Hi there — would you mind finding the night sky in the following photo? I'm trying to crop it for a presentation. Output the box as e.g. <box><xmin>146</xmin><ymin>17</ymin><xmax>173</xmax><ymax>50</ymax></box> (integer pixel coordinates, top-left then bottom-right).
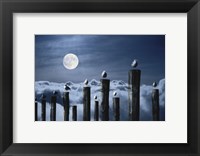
<box><xmin>35</xmin><ymin>35</ymin><xmax>165</xmax><ymax>85</ymax></box>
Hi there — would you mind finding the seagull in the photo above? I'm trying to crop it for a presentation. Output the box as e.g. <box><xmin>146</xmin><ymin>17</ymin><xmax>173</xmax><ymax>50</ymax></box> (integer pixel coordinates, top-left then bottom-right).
<box><xmin>113</xmin><ymin>91</ymin><xmax>117</xmax><ymax>97</ymax></box>
<box><xmin>41</xmin><ymin>94</ymin><xmax>46</xmax><ymax>99</ymax></box>
<box><xmin>94</xmin><ymin>95</ymin><xmax>97</xmax><ymax>100</ymax></box>
<box><xmin>84</xmin><ymin>79</ymin><xmax>88</xmax><ymax>85</ymax></box>
<box><xmin>131</xmin><ymin>59</ymin><xmax>138</xmax><ymax>68</ymax></box>
<box><xmin>152</xmin><ymin>82</ymin><xmax>157</xmax><ymax>87</ymax></box>
<box><xmin>53</xmin><ymin>91</ymin><xmax>58</xmax><ymax>95</ymax></box>
<box><xmin>101</xmin><ymin>70</ymin><xmax>107</xmax><ymax>78</ymax></box>
<box><xmin>64</xmin><ymin>84</ymin><xmax>71</xmax><ymax>91</ymax></box>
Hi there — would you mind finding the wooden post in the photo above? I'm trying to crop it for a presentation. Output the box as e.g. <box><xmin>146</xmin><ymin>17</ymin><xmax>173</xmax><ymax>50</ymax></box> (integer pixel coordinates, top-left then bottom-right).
<box><xmin>50</xmin><ymin>92</ymin><xmax>57</xmax><ymax>121</ymax></box>
<box><xmin>113</xmin><ymin>97</ymin><xmax>120</xmax><ymax>121</ymax></box>
<box><xmin>128</xmin><ymin>60</ymin><xmax>141</xmax><ymax>121</ymax></box>
<box><xmin>94</xmin><ymin>101</ymin><xmax>99</xmax><ymax>121</ymax></box>
<box><xmin>152</xmin><ymin>83</ymin><xmax>160</xmax><ymax>121</ymax></box>
<box><xmin>63</xmin><ymin>92</ymin><xmax>70</xmax><ymax>121</ymax></box>
<box><xmin>41</xmin><ymin>94</ymin><xmax>46</xmax><ymax>121</ymax></box>
<box><xmin>72</xmin><ymin>105</ymin><xmax>77</xmax><ymax>121</ymax></box>
<box><xmin>100</xmin><ymin>71</ymin><xmax>110</xmax><ymax>121</ymax></box>
<box><xmin>35</xmin><ymin>97</ymin><xmax>38</xmax><ymax>121</ymax></box>
<box><xmin>83</xmin><ymin>79</ymin><xmax>91</xmax><ymax>121</ymax></box>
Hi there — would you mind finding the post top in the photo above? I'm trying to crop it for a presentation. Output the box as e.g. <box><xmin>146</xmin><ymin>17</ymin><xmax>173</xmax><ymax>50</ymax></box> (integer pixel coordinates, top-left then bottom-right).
<box><xmin>129</xmin><ymin>69</ymin><xmax>141</xmax><ymax>73</ymax></box>
<box><xmin>100</xmin><ymin>78</ymin><xmax>110</xmax><ymax>82</ymax></box>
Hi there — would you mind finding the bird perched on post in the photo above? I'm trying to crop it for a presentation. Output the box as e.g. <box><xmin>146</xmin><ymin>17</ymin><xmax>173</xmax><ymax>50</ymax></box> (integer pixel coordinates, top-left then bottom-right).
<box><xmin>40</xmin><ymin>94</ymin><xmax>46</xmax><ymax>99</ymax></box>
<box><xmin>84</xmin><ymin>79</ymin><xmax>89</xmax><ymax>86</ymax></box>
<box><xmin>131</xmin><ymin>59</ymin><xmax>138</xmax><ymax>68</ymax></box>
<box><xmin>113</xmin><ymin>91</ymin><xmax>117</xmax><ymax>97</ymax></box>
<box><xmin>53</xmin><ymin>90</ymin><xmax>58</xmax><ymax>95</ymax></box>
<box><xmin>152</xmin><ymin>82</ymin><xmax>157</xmax><ymax>88</ymax></box>
<box><xmin>94</xmin><ymin>95</ymin><xmax>98</xmax><ymax>100</ymax></box>
<box><xmin>101</xmin><ymin>70</ymin><xmax>107</xmax><ymax>78</ymax></box>
<box><xmin>64</xmin><ymin>84</ymin><xmax>71</xmax><ymax>91</ymax></box>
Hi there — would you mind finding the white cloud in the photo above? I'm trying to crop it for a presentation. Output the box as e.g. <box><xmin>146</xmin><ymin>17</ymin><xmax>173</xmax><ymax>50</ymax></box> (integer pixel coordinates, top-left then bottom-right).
<box><xmin>35</xmin><ymin>79</ymin><xmax>165</xmax><ymax>121</ymax></box>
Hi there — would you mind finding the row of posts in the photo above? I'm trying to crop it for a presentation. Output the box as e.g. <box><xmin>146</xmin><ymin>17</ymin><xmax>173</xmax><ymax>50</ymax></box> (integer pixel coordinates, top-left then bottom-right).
<box><xmin>35</xmin><ymin>60</ymin><xmax>160</xmax><ymax>121</ymax></box>
<box><xmin>35</xmin><ymin>92</ymin><xmax>77</xmax><ymax>121</ymax></box>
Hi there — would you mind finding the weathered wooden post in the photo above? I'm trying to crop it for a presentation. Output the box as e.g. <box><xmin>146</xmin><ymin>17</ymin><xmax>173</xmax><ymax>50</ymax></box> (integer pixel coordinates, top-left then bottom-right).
<box><xmin>113</xmin><ymin>92</ymin><xmax>120</xmax><ymax>121</ymax></box>
<box><xmin>128</xmin><ymin>60</ymin><xmax>141</xmax><ymax>121</ymax></box>
<box><xmin>63</xmin><ymin>84</ymin><xmax>70</xmax><ymax>121</ymax></box>
<box><xmin>83</xmin><ymin>79</ymin><xmax>91</xmax><ymax>121</ymax></box>
<box><xmin>41</xmin><ymin>94</ymin><xmax>46</xmax><ymax>121</ymax></box>
<box><xmin>152</xmin><ymin>82</ymin><xmax>160</xmax><ymax>121</ymax></box>
<box><xmin>100</xmin><ymin>71</ymin><xmax>110</xmax><ymax>121</ymax></box>
<box><xmin>72</xmin><ymin>105</ymin><xmax>77</xmax><ymax>121</ymax></box>
<box><xmin>94</xmin><ymin>95</ymin><xmax>99</xmax><ymax>121</ymax></box>
<box><xmin>35</xmin><ymin>97</ymin><xmax>38</xmax><ymax>121</ymax></box>
<box><xmin>50</xmin><ymin>91</ymin><xmax>57</xmax><ymax>121</ymax></box>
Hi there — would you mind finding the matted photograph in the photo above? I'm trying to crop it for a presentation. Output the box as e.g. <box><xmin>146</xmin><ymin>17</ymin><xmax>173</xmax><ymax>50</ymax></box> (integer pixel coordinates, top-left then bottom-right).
<box><xmin>35</xmin><ymin>35</ymin><xmax>165</xmax><ymax>121</ymax></box>
<box><xmin>3</xmin><ymin>0</ymin><xmax>200</xmax><ymax>154</ymax></box>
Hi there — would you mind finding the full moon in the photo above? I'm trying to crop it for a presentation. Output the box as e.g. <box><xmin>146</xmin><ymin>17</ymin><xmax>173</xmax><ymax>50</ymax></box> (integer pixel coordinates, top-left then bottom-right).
<box><xmin>63</xmin><ymin>53</ymin><xmax>79</xmax><ymax>70</ymax></box>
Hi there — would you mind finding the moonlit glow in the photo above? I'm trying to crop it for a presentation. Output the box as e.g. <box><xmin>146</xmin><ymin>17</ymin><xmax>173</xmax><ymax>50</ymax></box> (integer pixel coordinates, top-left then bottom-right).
<box><xmin>63</xmin><ymin>53</ymin><xmax>79</xmax><ymax>70</ymax></box>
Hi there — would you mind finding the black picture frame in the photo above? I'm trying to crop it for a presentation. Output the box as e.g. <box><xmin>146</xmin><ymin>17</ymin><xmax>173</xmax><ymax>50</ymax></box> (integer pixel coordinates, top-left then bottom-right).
<box><xmin>0</xmin><ymin>0</ymin><xmax>200</xmax><ymax>155</ymax></box>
